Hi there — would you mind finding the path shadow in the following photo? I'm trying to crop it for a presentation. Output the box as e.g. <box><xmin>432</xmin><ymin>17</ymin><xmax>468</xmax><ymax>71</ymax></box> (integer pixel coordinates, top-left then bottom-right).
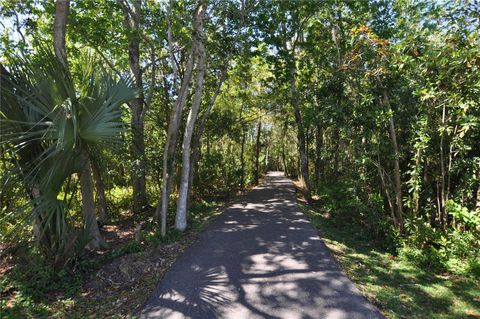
<box><xmin>139</xmin><ymin>172</ymin><xmax>384</xmax><ymax>319</ymax></box>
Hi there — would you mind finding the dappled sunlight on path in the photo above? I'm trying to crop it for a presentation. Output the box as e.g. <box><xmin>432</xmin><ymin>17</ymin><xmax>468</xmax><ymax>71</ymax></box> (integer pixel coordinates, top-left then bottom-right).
<box><xmin>139</xmin><ymin>171</ymin><xmax>384</xmax><ymax>319</ymax></box>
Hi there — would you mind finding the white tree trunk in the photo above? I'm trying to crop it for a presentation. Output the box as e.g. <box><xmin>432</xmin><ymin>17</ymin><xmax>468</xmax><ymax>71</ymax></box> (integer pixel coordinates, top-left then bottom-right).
<box><xmin>175</xmin><ymin>2</ymin><xmax>207</xmax><ymax>232</ymax></box>
<box><xmin>155</xmin><ymin>2</ymin><xmax>205</xmax><ymax>236</ymax></box>
<box><xmin>186</xmin><ymin>68</ymin><xmax>227</xmax><ymax>213</ymax></box>
<box><xmin>155</xmin><ymin>50</ymin><xmax>195</xmax><ymax>236</ymax></box>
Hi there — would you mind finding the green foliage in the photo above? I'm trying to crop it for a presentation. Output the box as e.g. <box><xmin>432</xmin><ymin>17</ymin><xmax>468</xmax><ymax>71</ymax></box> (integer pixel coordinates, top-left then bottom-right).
<box><xmin>402</xmin><ymin>219</ymin><xmax>479</xmax><ymax>277</ymax></box>
<box><xmin>1</xmin><ymin>246</ymin><xmax>82</xmax><ymax>303</ymax></box>
<box><xmin>1</xmin><ymin>45</ymin><xmax>136</xmax><ymax>264</ymax></box>
<box><xmin>302</xmin><ymin>203</ymin><xmax>480</xmax><ymax>319</ymax></box>
<box><xmin>318</xmin><ymin>181</ymin><xmax>399</xmax><ymax>252</ymax></box>
<box><xmin>1</xmin><ymin>0</ymin><xmax>480</xmax><ymax>316</ymax></box>
<box><xmin>446</xmin><ymin>200</ymin><xmax>480</xmax><ymax>229</ymax></box>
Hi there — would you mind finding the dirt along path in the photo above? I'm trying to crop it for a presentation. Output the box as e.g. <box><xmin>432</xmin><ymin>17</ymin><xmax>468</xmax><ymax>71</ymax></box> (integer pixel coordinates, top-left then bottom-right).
<box><xmin>139</xmin><ymin>171</ymin><xmax>384</xmax><ymax>319</ymax></box>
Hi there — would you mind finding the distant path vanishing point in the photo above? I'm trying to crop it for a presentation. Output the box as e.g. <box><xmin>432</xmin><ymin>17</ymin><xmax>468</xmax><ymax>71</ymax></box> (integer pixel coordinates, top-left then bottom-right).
<box><xmin>139</xmin><ymin>171</ymin><xmax>384</xmax><ymax>319</ymax></box>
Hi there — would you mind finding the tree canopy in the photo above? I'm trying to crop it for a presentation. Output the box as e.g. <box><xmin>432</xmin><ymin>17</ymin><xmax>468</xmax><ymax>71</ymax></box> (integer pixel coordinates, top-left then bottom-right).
<box><xmin>0</xmin><ymin>0</ymin><xmax>479</xmax><ymax>317</ymax></box>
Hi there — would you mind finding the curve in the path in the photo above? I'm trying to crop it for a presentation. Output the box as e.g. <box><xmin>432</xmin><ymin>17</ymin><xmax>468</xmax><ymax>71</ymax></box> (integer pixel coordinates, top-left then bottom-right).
<box><xmin>139</xmin><ymin>171</ymin><xmax>384</xmax><ymax>319</ymax></box>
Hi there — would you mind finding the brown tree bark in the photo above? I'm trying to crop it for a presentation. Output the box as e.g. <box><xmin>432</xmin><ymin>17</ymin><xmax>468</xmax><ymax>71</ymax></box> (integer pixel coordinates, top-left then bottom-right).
<box><xmin>254</xmin><ymin>120</ymin><xmax>262</xmax><ymax>184</ymax></box>
<box><xmin>91</xmin><ymin>157</ymin><xmax>109</xmax><ymax>224</ymax></box>
<box><xmin>375</xmin><ymin>75</ymin><xmax>404</xmax><ymax>232</ymax></box>
<box><xmin>289</xmin><ymin>59</ymin><xmax>312</xmax><ymax>203</ymax></box>
<box><xmin>333</xmin><ymin>126</ymin><xmax>340</xmax><ymax>178</ymax></box>
<box><xmin>120</xmin><ymin>0</ymin><xmax>148</xmax><ymax>214</ymax></box>
<box><xmin>476</xmin><ymin>164</ymin><xmax>480</xmax><ymax>210</ymax></box>
<box><xmin>240</xmin><ymin>127</ymin><xmax>246</xmax><ymax>187</ymax></box>
<box><xmin>376</xmin><ymin>157</ymin><xmax>398</xmax><ymax>228</ymax></box>
<box><xmin>387</xmin><ymin>116</ymin><xmax>404</xmax><ymax>232</ymax></box>
<box><xmin>53</xmin><ymin>0</ymin><xmax>69</xmax><ymax>68</ymax></box>
<box><xmin>315</xmin><ymin>124</ymin><xmax>323</xmax><ymax>184</ymax></box>
<box><xmin>378</xmin><ymin>89</ymin><xmax>405</xmax><ymax>233</ymax></box>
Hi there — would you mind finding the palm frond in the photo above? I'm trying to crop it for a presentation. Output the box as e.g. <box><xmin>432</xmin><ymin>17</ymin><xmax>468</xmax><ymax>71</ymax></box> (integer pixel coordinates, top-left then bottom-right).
<box><xmin>0</xmin><ymin>44</ymin><xmax>136</xmax><ymax>260</ymax></box>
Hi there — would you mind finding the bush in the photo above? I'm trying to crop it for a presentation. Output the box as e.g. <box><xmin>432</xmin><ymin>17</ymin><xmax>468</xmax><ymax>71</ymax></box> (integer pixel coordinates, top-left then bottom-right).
<box><xmin>318</xmin><ymin>181</ymin><xmax>398</xmax><ymax>251</ymax></box>
<box><xmin>398</xmin><ymin>246</ymin><xmax>448</xmax><ymax>273</ymax></box>
<box><xmin>467</xmin><ymin>257</ymin><xmax>480</xmax><ymax>278</ymax></box>
<box><xmin>4</xmin><ymin>248</ymin><xmax>82</xmax><ymax>301</ymax></box>
<box><xmin>402</xmin><ymin>214</ymin><xmax>480</xmax><ymax>275</ymax></box>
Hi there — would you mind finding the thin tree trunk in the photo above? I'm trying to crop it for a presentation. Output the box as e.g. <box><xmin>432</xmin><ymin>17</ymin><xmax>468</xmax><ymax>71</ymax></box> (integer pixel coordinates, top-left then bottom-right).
<box><xmin>439</xmin><ymin>103</ymin><xmax>447</xmax><ymax>227</ymax></box>
<box><xmin>91</xmin><ymin>158</ymin><xmax>108</xmax><ymax>224</ymax></box>
<box><xmin>79</xmin><ymin>150</ymin><xmax>107</xmax><ymax>250</ymax></box>
<box><xmin>121</xmin><ymin>0</ymin><xmax>148</xmax><ymax>214</ymax></box>
<box><xmin>282</xmin><ymin>141</ymin><xmax>288</xmax><ymax>177</ymax></box>
<box><xmin>387</xmin><ymin>115</ymin><xmax>404</xmax><ymax>232</ymax></box>
<box><xmin>306</xmin><ymin>126</ymin><xmax>310</xmax><ymax>174</ymax></box>
<box><xmin>333</xmin><ymin>126</ymin><xmax>340</xmax><ymax>178</ymax></box>
<box><xmin>331</xmin><ymin>21</ymin><xmax>343</xmax><ymax>180</ymax></box>
<box><xmin>315</xmin><ymin>124</ymin><xmax>323</xmax><ymax>184</ymax></box>
<box><xmin>376</xmin><ymin>76</ymin><xmax>404</xmax><ymax>232</ymax></box>
<box><xmin>476</xmin><ymin>163</ymin><xmax>480</xmax><ymax>210</ymax></box>
<box><xmin>155</xmin><ymin>4</ymin><xmax>199</xmax><ymax>236</ymax></box>
<box><xmin>176</xmin><ymin>2</ymin><xmax>207</xmax><ymax>232</ymax></box>
<box><xmin>254</xmin><ymin>120</ymin><xmax>262</xmax><ymax>184</ymax></box>
<box><xmin>187</xmin><ymin>68</ymin><xmax>227</xmax><ymax>211</ymax></box>
<box><xmin>412</xmin><ymin>147</ymin><xmax>422</xmax><ymax>213</ymax></box>
<box><xmin>289</xmin><ymin>56</ymin><xmax>312</xmax><ymax>203</ymax></box>
<box><xmin>376</xmin><ymin>157</ymin><xmax>398</xmax><ymax>228</ymax></box>
<box><xmin>240</xmin><ymin>128</ymin><xmax>246</xmax><ymax>187</ymax></box>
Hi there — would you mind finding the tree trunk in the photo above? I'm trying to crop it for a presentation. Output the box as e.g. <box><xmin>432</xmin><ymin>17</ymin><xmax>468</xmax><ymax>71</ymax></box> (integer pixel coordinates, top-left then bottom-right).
<box><xmin>289</xmin><ymin>58</ymin><xmax>312</xmax><ymax>203</ymax></box>
<box><xmin>476</xmin><ymin>163</ymin><xmax>480</xmax><ymax>210</ymax></box>
<box><xmin>91</xmin><ymin>157</ymin><xmax>109</xmax><ymax>224</ymax></box>
<box><xmin>387</xmin><ymin>115</ymin><xmax>404</xmax><ymax>232</ymax></box>
<box><xmin>282</xmin><ymin>141</ymin><xmax>288</xmax><ymax>177</ymax></box>
<box><xmin>254</xmin><ymin>120</ymin><xmax>262</xmax><ymax>184</ymax></box>
<box><xmin>315</xmin><ymin>124</ymin><xmax>323</xmax><ymax>185</ymax></box>
<box><xmin>238</xmin><ymin>102</ymin><xmax>247</xmax><ymax>188</ymax></box>
<box><xmin>53</xmin><ymin>0</ymin><xmax>106</xmax><ymax>249</ymax></box>
<box><xmin>175</xmin><ymin>2</ymin><xmax>207</xmax><ymax>232</ymax></box>
<box><xmin>240</xmin><ymin>128</ymin><xmax>246</xmax><ymax>188</ymax></box>
<box><xmin>53</xmin><ymin>0</ymin><xmax>69</xmax><ymax>68</ymax></box>
<box><xmin>155</xmin><ymin>4</ymin><xmax>199</xmax><ymax>236</ymax></box>
<box><xmin>79</xmin><ymin>150</ymin><xmax>107</xmax><ymax>250</ymax></box>
<box><xmin>187</xmin><ymin>68</ymin><xmax>227</xmax><ymax>212</ymax></box>
<box><xmin>376</xmin><ymin>156</ymin><xmax>398</xmax><ymax>228</ymax></box>
<box><xmin>333</xmin><ymin>126</ymin><xmax>340</xmax><ymax>178</ymax></box>
<box><xmin>121</xmin><ymin>0</ymin><xmax>148</xmax><ymax>214</ymax></box>
<box><xmin>377</xmin><ymin>77</ymin><xmax>404</xmax><ymax>233</ymax></box>
<box><xmin>305</xmin><ymin>126</ymin><xmax>310</xmax><ymax>174</ymax></box>
<box><xmin>53</xmin><ymin>0</ymin><xmax>105</xmax><ymax>248</ymax></box>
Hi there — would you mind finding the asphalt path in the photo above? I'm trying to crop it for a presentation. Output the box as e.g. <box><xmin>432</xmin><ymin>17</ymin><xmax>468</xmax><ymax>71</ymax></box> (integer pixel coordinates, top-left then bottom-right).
<box><xmin>139</xmin><ymin>171</ymin><xmax>384</xmax><ymax>319</ymax></box>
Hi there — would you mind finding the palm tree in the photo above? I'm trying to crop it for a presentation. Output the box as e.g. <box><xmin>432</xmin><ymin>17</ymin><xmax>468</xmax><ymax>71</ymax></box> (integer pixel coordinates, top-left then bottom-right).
<box><xmin>0</xmin><ymin>47</ymin><xmax>137</xmax><ymax>261</ymax></box>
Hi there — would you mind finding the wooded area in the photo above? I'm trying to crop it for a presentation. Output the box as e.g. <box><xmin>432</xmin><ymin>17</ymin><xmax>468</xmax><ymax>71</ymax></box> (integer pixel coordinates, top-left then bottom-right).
<box><xmin>1</xmin><ymin>0</ymin><xmax>479</xmax><ymax>317</ymax></box>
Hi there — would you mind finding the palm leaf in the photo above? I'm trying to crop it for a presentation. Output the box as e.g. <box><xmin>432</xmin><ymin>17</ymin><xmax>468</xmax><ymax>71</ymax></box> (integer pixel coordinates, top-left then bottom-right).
<box><xmin>1</xmin><ymin>45</ymin><xmax>136</xmax><ymax>259</ymax></box>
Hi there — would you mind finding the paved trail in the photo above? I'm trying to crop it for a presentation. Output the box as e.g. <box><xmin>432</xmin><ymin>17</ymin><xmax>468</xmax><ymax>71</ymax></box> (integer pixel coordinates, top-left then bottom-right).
<box><xmin>139</xmin><ymin>172</ymin><xmax>384</xmax><ymax>319</ymax></box>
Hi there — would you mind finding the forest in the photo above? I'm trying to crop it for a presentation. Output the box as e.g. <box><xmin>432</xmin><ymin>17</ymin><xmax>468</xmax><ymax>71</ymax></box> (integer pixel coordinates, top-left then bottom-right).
<box><xmin>0</xmin><ymin>0</ymin><xmax>479</xmax><ymax>318</ymax></box>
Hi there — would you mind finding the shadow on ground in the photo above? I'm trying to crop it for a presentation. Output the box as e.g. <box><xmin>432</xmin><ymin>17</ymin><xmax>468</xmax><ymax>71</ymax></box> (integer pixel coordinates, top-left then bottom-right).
<box><xmin>139</xmin><ymin>172</ymin><xmax>384</xmax><ymax>319</ymax></box>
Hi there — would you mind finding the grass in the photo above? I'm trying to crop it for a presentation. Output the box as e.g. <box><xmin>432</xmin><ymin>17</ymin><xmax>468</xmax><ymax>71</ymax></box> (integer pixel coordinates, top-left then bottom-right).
<box><xmin>300</xmin><ymin>203</ymin><xmax>480</xmax><ymax>319</ymax></box>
